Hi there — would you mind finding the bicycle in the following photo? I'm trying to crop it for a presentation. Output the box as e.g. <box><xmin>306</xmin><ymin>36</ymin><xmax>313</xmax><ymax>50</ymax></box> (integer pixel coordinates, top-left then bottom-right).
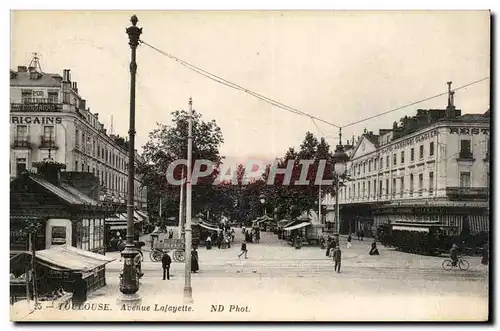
<box><xmin>442</xmin><ymin>256</ymin><xmax>470</xmax><ymax>271</ymax></box>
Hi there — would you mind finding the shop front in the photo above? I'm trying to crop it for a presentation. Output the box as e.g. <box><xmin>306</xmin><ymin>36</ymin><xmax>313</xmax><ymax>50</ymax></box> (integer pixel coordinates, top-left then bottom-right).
<box><xmin>373</xmin><ymin>201</ymin><xmax>490</xmax><ymax>235</ymax></box>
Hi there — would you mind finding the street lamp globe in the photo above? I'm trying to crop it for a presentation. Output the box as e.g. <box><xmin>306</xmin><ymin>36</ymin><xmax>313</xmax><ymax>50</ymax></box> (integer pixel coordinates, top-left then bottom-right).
<box><xmin>259</xmin><ymin>194</ymin><xmax>266</xmax><ymax>204</ymax></box>
<box><xmin>332</xmin><ymin>144</ymin><xmax>349</xmax><ymax>175</ymax></box>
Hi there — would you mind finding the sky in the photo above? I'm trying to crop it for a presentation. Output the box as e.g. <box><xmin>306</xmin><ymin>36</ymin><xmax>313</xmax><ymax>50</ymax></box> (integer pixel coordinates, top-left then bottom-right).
<box><xmin>10</xmin><ymin>10</ymin><xmax>490</xmax><ymax>165</ymax></box>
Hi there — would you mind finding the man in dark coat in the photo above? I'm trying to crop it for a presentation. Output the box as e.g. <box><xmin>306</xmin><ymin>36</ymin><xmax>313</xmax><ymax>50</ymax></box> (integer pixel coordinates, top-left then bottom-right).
<box><xmin>369</xmin><ymin>240</ymin><xmax>379</xmax><ymax>255</ymax></box>
<box><xmin>191</xmin><ymin>248</ymin><xmax>199</xmax><ymax>273</ymax></box>
<box><xmin>481</xmin><ymin>243</ymin><xmax>489</xmax><ymax>265</ymax></box>
<box><xmin>450</xmin><ymin>244</ymin><xmax>459</xmax><ymax>266</ymax></box>
<box><xmin>333</xmin><ymin>246</ymin><xmax>342</xmax><ymax>273</ymax></box>
<box><xmin>162</xmin><ymin>251</ymin><xmax>172</xmax><ymax>280</ymax></box>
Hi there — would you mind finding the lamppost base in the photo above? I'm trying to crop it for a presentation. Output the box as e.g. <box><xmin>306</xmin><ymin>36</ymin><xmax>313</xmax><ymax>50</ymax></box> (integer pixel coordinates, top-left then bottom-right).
<box><xmin>183</xmin><ymin>287</ymin><xmax>193</xmax><ymax>304</ymax></box>
<box><xmin>116</xmin><ymin>293</ymin><xmax>142</xmax><ymax>307</ymax></box>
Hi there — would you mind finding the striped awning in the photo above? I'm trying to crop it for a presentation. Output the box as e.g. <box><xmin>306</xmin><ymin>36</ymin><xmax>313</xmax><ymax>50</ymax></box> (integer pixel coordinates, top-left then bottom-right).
<box><xmin>284</xmin><ymin>222</ymin><xmax>311</xmax><ymax>231</ymax></box>
<box><xmin>392</xmin><ymin>225</ymin><xmax>429</xmax><ymax>233</ymax></box>
<box><xmin>469</xmin><ymin>214</ymin><xmax>490</xmax><ymax>234</ymax></box>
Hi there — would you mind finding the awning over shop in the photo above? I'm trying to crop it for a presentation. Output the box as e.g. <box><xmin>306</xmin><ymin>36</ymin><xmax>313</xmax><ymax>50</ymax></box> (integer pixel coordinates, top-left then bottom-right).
<box><xmin>136</xmin><ymin>210</ymin><xmax>149</xmax><ymax>222</ymax></box>
<box><xmin>284</xmin><ymin>222</ymin><xmax>311</xmax><ymax>231</ymax></box>
<box><xmin>34</xmin><ymin>245</ymin><xmax>115</xmax><ymax>272</ymax></box>
<box><xmin>195</xmin><ymin>222</ymin><xmax>220</xmax><ymax>232</ymax></box>
<box><xmin>106</xmin><ymin>212</ymin><xmax>144</xmax><ymax>226</ymax></box>
<box><xmin>392</xmin><ymin>225</ymin><xmax>429</xmax><ymax>233</ymax></box>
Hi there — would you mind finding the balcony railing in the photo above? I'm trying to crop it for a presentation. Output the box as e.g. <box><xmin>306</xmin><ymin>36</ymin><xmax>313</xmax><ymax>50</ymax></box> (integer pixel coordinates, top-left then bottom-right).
<box><xmin>39</xmin><ymin>138</ymin><xmax>58</xmax><ymax>149</ymax></box>
<box><xmin>446</xmin><ymin>187</ymin><xmax>489</xmax><ymax>200</ymax></box>
<box><xmin>12</xmin><ymin>136</ymin><xmax>31</xmax><ymax>149</ymax></box>
<box><xmin>457</xmin><ymin>151</ymin><xmax>474</xmax><ymax>161</ymax></box>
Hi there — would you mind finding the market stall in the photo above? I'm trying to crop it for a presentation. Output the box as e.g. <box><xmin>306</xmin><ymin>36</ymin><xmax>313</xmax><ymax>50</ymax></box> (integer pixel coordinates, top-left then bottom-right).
<box><xmin>11</xmin><ymin>244</ymin><xmax>115</xmax><ymax>301</ymax></box>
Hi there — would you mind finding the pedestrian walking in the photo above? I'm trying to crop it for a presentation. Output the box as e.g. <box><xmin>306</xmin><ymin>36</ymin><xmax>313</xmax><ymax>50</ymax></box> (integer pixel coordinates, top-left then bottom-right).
<box><xmin>161</xmin><ymin>251</ymin><xmax>172</xmax><ymax>280</ymax></box>
<box><xmin>347</xmin><ymin>234</ymin><xmax>352</xmax><ymax>248</ymax></box>
<box><xmin>360</xmin><ymin>229</ymin><xmax>364</xmax><ymax>241</ymax></box>
<box><xmin>206</xmin><ymin>235</ymin><xmax>212</xmax><ymax>250</ymax></box>
<box><xmin>369</xmin><ymin>240</ymin><xmax>380</xmax><ymax>255</ymax></box>
<box><xmin>217</xmin><ymin>235</ymin><xmax>223</xmax><ymax>249</ymax></box>
<box><xmin>357</xmin><ymin>229</ymin><xmax>360</xmax><ymax>241</ymax></box>
<box><xmin>333</xmin><ymin>246</ymin><xmax>342</xmax><ymax>273</ymax></box>
<box><xmin>238</xmin><ymin>242</ymin><xmax>248</xmax><ymax>259</ymax></box>
<box><xmin>481</xmin><ymin>243</ymin><xmax>489</xmax><ymax>265</ymax></box>
<box><xmin>191</xmin><ymin>248</ymin><xmax>199</xmax><ymax>273</ymax></box>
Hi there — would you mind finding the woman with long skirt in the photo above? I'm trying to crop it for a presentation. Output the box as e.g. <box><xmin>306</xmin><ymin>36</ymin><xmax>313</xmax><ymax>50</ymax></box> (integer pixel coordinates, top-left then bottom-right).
<box><xmin>191</xmin><ymin>248</ymin><xmax>199</xmax><ymax>273</ymax></box>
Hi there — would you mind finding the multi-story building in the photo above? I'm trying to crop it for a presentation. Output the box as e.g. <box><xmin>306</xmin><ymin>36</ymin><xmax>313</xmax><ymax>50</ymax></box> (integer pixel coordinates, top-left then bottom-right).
<box><xmin>323</xmin><ymin>86</ymin><xmax>490</xmax><ymax>236</ymax></box>
<box><xmin>9</xmin><ymin>61</ymin><xmax>147</xmax><ymax>209</ymax></box>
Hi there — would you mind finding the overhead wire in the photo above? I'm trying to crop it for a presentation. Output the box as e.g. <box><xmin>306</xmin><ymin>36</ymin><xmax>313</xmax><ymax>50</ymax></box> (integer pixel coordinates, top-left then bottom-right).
<box><xmin>340</xmin><ymin>77</ymin><xmax>490</xmax><ymax>129</ymax></box>
<box><xmin>139</xmin><ymin>39</ymin><xmax>340</xmax><ymax>128</ymax></box>
<box><xmin>139</xmin><ymin>40</ymin><xmax>488</xmax><ymax>142</ymax></box>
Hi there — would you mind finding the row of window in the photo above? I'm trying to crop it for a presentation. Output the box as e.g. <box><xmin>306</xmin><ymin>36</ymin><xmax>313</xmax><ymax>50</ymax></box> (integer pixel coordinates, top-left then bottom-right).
<box><xmin>341</xmin><ymin>171</ymin><xmax>472</xmax><ymax>201</ymax></box>
<box><xmin>15</xmin><ymin>125</ymin><xmax>55</xmax><ymax>143</ymax></box>
<box><xmin>75</xmin><ymin>128</ymin><xmax>129</xmax><ymax>172</ymax></box>
<box><xmin>351</xmin><ymin>138</ymin><xmax>483</xmax><ymax>178</ymax></box>
<box><xmin>352</xmin><ymin>141</ymin><xmax>436</xmax><ymax>176</ymax></box>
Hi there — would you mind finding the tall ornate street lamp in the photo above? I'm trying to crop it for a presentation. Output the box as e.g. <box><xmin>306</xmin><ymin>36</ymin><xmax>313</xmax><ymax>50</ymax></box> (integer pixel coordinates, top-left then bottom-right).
<box><xmin>332</xmin><ymin>128</ymin><xmax>349</xmax><ymax>236</ymax></box>
<box><xmin>119</xmin><ymin>14</ymin><xmax>142</xmax><ymax>303</ymax></box>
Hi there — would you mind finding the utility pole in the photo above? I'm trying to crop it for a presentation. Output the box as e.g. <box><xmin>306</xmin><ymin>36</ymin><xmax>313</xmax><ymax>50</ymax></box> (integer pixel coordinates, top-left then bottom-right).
<box><xmin>119</xmin><ymin>14</ymin><xmax>142</xmax><ymax>304</ymax></box>
<box><xmin>184</xmin><ymin>97</ymin><xmax>194</xmax><ymax>303</ymax></box>
<box><xmin>318</xmin><ymin>183</ymin><xmax>322</xmax><ymax>224</ymax></box>
<box><xmin>178</xmin><ymin>168</ymin><xmax>185</xmax><ymax>239</ymax></box>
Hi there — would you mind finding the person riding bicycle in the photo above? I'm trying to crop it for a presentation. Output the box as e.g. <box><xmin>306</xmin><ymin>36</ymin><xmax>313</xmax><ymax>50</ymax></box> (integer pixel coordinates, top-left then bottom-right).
<box><xmin>450</xmin><ymin>244</ymin><xmax>459</xmax><ymax>266</ymax></box>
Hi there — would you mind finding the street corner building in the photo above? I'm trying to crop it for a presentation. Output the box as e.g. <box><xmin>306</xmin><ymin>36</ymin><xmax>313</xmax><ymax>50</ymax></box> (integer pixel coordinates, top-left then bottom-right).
<box><xmin>9</xmin><ymin>58</ymin><xmax>150</xmax><ymax>309</ymax></box>
<box><xmin>322</xmin><ymin>85</ymin><xmax>490</xmax><ymax>241</ymax></box>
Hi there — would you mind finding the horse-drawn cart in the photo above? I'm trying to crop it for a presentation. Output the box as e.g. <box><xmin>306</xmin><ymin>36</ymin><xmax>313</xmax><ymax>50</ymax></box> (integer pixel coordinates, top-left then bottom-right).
<box><xmin>150</xmin><ymin>239</ymin><xmax>186</xmax><ymax>262</ymax></box>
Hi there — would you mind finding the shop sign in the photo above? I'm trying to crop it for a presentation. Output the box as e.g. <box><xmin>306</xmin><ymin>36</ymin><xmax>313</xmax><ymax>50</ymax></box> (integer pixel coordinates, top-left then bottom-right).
<box><xmin>10</xmin><ymin>116</ymin><xmax>63</xmax><ymax>125</ymax></box>
<box><xmin>380</xmin><ymin>129</ymin><xmax>438</xmax><ymax>155</ymax></box>
<box><xmin>375</xmin><ymin>206</ymin><xmax>450</xmax><ymax>214</ymax></box>
<box><xmin>11</xmin><ymin>103</ymin><xmax>62</xmax><ymax>112</ymax></box>
<box><xmin>449</xmin><ymin>127</ymin><xmax>489</xmax><ymax>135</ymax></box>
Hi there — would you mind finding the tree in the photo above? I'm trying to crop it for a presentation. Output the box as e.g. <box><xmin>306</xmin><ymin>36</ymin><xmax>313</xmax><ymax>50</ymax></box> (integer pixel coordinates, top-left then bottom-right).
<box><xmin>139</xmin><ymin>110</ymin><xmax>225</xmax><ymax>222</ymax></box>
<box><xmin>262</xmin><ymin>132</ymin><xmax>337</xmax><ymax>220</ymax></box>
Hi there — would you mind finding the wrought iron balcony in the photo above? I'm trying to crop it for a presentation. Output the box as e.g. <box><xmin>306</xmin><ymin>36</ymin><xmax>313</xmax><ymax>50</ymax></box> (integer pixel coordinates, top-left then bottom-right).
<box><xmin>446</xmin><ymin>187</ymin><xmax>489</xmax><ymax>200</ymax></box>
<box><xmin>12</xmin><ymin>136</ymin><xmax>32</xmax><ymax>149</ymax></box>
<box><xmin>39</xmin><ymin>137</ymin><xmax>58</xmax><ymax>149</ymax></box>
<box><xmin>457</xmin><ymin>151</ymin><xmax>474</xmax><ymax>161</ymax></box>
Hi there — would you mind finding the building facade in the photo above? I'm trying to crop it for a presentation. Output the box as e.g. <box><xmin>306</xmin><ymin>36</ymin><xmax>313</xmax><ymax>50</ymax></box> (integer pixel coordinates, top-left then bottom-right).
<box><xmin>10</xmin><ymin>63</ymin><xmax>147</xmax><ymax>209</ymax></box>
<box><xmin>323</xmin><ymin>95</ymin><xmax>490</xmax><ymax>236</ymax></box>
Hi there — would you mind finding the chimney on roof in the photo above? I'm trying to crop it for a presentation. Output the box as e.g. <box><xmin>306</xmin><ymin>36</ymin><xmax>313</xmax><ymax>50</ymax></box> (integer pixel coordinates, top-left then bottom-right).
<box><xmin>63</xmin><ymin>69</ymin><xmax>71</xmax><ymax>82</ymax></box>
<box><xmin>95</xmin><ymin>113</ymin><xmax>99</xmax><ymax>118</ymax></box>
<box><xmin>17</xmin><ymin>66</ymin><xmax>27</xmax><ymax>72</ymax></box>
<box><xmin>72</xmin><ymin>82</ymin><xmax>78</xmax><ymax>93</ymax></box>
<box><xmin>28</xmin><ymin>66</ymin><xmax>35</xmax><ymax>72</ymax></box>
<box><xmin>446</xmin><ymin>81</ymin><xmax>457</xmax><ymax>119</ymax></box>
<box><xmin>80</xmin><ymin>99</ymin><xmax>86</xmax><ymax>110</ymax></box>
